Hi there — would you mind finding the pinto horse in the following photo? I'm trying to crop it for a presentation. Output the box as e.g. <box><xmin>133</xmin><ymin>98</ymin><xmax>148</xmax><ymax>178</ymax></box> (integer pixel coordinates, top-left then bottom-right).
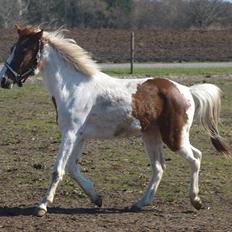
<box><xmin>0</xmin><ymin>25</ymin><xmax>230</xmax><ymax>217</ymax></box>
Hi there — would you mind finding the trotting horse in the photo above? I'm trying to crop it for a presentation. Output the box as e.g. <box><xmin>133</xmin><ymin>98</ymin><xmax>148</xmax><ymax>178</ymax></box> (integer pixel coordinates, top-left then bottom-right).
<box><xmin>0</xmin><ymin>25</ymin><xmax>230</xmax><ymax>217</ymax></box>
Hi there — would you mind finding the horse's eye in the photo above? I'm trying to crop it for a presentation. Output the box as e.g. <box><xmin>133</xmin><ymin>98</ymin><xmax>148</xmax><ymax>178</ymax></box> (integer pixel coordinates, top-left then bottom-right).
<box><xmin>22</xmin><ymin>48</ymin><xmax>28</xmax><ymax>53</ymax></box>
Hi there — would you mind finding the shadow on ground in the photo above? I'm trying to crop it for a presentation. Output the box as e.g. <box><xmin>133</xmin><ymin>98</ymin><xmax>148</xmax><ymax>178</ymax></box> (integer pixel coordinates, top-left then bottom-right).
<box><xmin>0</xmin><ymin>206</ymin><xmax>155</xmax><ymax>217</ymax></box>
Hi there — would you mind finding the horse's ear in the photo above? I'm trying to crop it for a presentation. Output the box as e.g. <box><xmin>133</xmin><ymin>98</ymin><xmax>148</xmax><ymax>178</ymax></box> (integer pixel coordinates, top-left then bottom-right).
<box><xmin>15</xmin><ymin>24</ymin><xmax>22</xmax><ymax>34</ymax></box>
<box><xmin>34</xmin><ymin>29</ymin><xmax>43</xmax><ymax>39</ymax></box>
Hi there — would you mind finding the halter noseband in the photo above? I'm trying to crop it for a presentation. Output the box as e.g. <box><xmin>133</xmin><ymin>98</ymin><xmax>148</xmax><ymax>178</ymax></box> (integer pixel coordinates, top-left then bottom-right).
<box><xmin>4</xmin><ymin>39</ymin><xmax>42</xmax><ymax>87</ymax></box>
<box><xmin>4</xmin><ymin>61</ymin><xmax>36</xmax><ymax>86</ymax></box>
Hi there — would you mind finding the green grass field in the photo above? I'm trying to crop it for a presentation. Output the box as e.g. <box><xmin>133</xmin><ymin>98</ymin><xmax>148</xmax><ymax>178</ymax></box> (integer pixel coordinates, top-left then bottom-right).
<box><xmin>104</xmin><ymin>66</ymin><xmax>232</xmax><ymax>76</ymax></box>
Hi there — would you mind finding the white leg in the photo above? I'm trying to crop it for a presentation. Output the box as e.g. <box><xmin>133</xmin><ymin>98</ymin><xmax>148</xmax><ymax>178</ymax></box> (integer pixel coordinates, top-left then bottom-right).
<box><xmin>132</xmin><ymin>130</ymin><xmax>165</xmax><ymax>210</ymax></box>
<box><xmin>36</xmin><ymin>130</ymin><xmax>77</xmax><ymax>216</ymax></box>
<box><xmin>67</xmin><ymin>141</ymin><xmax>102</xmax><ymax>207</ymax></box>
<box><xmin>179</xmin><ymin>143</ymin><xmax>202</xmax><ymax>210</ymax></box>
<box><xmin>191</xmin><ymin>145</ymin><xmax>202</xmax><ymax>161</ymax></box>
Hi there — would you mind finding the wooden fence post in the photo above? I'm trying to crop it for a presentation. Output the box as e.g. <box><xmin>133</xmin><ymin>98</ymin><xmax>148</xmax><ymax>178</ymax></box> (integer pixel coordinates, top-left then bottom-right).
<box><xmin>130</xmin><ymin>32</ymin><xmax>134</xmax><ymax>74</ymax></box>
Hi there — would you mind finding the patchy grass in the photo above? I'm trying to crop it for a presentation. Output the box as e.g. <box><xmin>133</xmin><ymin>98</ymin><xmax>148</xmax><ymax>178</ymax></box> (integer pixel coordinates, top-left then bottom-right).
<box><xmin>104</xmin><ymin>66</ymin><xmax>232</xmax><ymax>76</ymax></box>
<box><xmin>0</xmin><ymin>77</ymin><xmax>231</xmax><ymax>198</ymax></box>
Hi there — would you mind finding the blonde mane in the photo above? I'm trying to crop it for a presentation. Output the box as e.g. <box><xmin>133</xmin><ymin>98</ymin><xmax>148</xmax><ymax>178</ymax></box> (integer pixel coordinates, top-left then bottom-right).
<box><xmin>43</xmin><ymin>30</ymin><xmax>100</xmax><ymax>77</ymax></box>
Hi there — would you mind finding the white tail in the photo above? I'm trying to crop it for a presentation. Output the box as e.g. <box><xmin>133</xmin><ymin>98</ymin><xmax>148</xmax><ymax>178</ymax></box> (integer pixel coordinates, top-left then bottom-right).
<box><xmin>190</xmin><ymin>83</ymin><xmax>230</xmax><ymax>155</ymax></box>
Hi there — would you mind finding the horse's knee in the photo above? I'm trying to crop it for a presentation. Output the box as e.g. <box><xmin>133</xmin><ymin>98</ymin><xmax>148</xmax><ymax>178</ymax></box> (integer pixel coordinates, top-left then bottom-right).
<box><xmin>179</xmin><ymin>146</ymin><xmax>200</xmax><ymax>171</ymax></box>
<box><xmin>154</xmin><ymin>161</ymin><xmax>164</xmax><ymax>178</ymax></box>
<box><xmin>159</xmin><ymin>154</ymin><xmax>166</xmax><ymax>170</ymax></box>
<box><xmin>192</xmin><ymin>147</ymin><xmax>202</xmax><ymax>160</ymax></box>
<box><xmin>67</xmin><ymin>159</ymin><xmax>80</xmax><ymax>177</ymax></box>
<box><xmin>52</xmin><ymin>169</ymin><xmax>64</xmax><ymax>182</ymax></box>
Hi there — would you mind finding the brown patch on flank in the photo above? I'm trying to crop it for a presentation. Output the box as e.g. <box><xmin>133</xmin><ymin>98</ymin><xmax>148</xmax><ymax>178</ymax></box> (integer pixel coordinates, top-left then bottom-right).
<box><xmin>52</xmin><ymin>96</ymin><xmax>58</xmax><ymax>125</ymax></box>
<box><xmin>132</xmin><ymin>78</ymin><xmax>189</xmax><ymax>151</ymax></box>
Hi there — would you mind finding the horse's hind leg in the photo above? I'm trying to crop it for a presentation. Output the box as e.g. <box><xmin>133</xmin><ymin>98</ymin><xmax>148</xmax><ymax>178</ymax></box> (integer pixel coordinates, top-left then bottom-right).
<box><xmin>178</xmin><ymin>135</ymin><xmax>202</xmax><ymax>210</ymax></box>
<box><xmin>132</xmin><ymin>129</ymin><xmax>165</xmax><ymax>210</ymax></box>
<box><xmin>67</xmin><ymin>140</ymin><xmax>102</xmax><ymax>207</ymax></box>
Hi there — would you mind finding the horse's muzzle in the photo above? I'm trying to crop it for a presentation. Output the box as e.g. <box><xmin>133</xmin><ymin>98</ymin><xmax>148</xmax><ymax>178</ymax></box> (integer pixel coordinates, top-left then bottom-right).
<box><xmin>1</xmin><ymin>76</ymin><xmax>13</xmax><ymax>89</ymax></box>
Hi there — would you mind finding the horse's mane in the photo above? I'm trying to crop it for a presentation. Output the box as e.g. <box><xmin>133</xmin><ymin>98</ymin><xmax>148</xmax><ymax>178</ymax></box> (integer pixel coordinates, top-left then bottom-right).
<box><xmin>43</xmin><ymin>30</ymin><xmax>100</xmax><ymax>77</ymax></box>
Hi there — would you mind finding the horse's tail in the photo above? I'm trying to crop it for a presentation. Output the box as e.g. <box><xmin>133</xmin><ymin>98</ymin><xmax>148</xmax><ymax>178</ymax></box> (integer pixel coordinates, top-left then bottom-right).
<box><xmin>190</xmin><ymin>83</ymin><xmax>231</xmax><ymax>156</ymax></box>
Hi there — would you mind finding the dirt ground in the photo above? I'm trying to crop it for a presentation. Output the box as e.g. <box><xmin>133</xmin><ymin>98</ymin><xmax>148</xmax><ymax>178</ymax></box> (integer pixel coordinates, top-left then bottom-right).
<box><xmin>1</xmin><ymin>28</ymin><xmax>232</xmax><ymax>63</ymax></box>
<box><xmin>0</xmin><ymin>193</ymin><xmax>232</xmax><ymax>232</ymax></box>
<box><xmin>0</xmin><ymin>75</ymin><xmax>231</xmax><ymax>231</ymax></box>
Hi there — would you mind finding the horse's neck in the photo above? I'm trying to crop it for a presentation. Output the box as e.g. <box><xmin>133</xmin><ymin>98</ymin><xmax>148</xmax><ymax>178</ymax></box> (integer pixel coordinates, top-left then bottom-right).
<box><xmin>41</xmin><ymin>45</ymin><xmax>146</xmax><ymax>105</ymax></box>
<box><xmin>41</xmin><ymin>45</ymin><xmax>86</xmax><ymax>100</ymax></box>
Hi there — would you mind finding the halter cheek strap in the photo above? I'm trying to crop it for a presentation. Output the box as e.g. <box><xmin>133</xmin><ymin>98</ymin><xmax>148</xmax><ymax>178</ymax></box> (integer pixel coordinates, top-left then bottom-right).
<box><xmin>4</xmin><ymin>62</ymin><xmax>36</xmax><ymax>86</ymax></box>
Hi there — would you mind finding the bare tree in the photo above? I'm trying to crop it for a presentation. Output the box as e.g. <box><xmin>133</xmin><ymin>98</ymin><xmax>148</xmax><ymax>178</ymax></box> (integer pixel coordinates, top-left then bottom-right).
<box><xmin>0</xmin><ymin>0</ymin><xmax>31</xmax><ymax>27</ymax></box>
<box><xmin>0</xmin><ymin>0</ymin><xmax>19</xmax><ymax>27</ymax></box>
<box><xmin>188</xmin><ymin>0</ymin><xmax>228</xmax><ymax>28</ymax></box>
<box><xmin>57</xmin><ymin>0</ymin><xmax>108</xmax><ymax>28</ymax></box>
<box><xmin>18</xmin><ymin>0</ymin><xmax>30</xmax><ymax>16</ymax></box>
<box><xmin>1</xmin><ymin>0</ymin><xmax>232</xmax><ymax>29</ymax></box>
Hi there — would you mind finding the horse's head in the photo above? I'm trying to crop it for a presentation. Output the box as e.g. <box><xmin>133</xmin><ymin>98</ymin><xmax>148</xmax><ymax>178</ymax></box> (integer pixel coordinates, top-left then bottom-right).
<box><xmin>0</xmin><ymin>25</ymin><xmax>43</xmax><ymax>89</ymax></box>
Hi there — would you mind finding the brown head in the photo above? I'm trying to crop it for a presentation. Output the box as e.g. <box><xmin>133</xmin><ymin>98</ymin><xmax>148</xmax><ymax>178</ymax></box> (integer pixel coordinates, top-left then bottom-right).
<box><xmin>0</xmin><ymin>25</ymin><xmax>43</xmax><ymax>89</ymax></box>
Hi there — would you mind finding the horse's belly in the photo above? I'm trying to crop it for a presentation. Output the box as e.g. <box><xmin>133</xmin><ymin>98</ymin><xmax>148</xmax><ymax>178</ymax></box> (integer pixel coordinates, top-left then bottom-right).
<box><xmin>83</xmin><ymin>111</ymin><xmax>141</xmax><ymax>139</ymax></box>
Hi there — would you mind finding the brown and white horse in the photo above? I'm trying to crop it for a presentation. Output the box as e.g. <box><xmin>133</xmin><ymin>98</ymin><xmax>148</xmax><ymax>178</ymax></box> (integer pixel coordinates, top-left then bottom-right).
<box><xmin>0</xmin><ymin>25</ymin><xmax>230</xmax><ymax>217</ymax></box>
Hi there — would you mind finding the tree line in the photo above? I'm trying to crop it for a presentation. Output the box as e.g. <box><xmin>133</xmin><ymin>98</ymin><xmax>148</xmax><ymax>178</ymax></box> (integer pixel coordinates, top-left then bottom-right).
<box><xmin>1</xmin><ymin>0</ymin><xmax>232</xmax><ymax>29</ymax></box>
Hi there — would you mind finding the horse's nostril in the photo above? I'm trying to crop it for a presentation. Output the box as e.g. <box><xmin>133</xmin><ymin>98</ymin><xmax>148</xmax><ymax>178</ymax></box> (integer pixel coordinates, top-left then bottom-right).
<box><xmin>1</xmin><ymin>77</ymin><xmax>6</xmax><ymax>88</ymax></box>
<box><xmin>1</xmin><ymin>77</ymin><xmax>13</xmax><ymax>89</ymax></box>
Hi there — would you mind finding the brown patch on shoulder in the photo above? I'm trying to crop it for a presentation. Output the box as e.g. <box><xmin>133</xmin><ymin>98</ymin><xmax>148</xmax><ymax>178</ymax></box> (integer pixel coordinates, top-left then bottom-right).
<box><xmin>132</xmin><ymin>78</ymin><xmax>189</xmax><ymax>151</ymax></box>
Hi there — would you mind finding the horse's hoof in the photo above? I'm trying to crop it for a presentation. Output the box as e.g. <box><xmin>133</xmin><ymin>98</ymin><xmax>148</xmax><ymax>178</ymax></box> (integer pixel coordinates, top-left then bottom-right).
<box><xmin>93</xmin><ymin>195</ymin><xmax>103</xmax><ymax>208</ymax></box>
<box><xmin>35</xmin><ymin>207</ymin><xmax>47</xmax><ymax>217</ymax></box>
<box><xmin>191</xmin><ymin>198</ymin><xmax>202</xmax><ymax>210</ymax></box>
<box><xmin>130</xmin><ymin>204</ymin><xmax>142</xmax><ymax>212</ymax></box>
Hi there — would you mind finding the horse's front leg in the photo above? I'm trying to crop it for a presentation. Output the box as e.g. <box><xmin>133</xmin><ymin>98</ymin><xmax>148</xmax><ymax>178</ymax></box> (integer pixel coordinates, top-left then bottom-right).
<box><xmin>36</xmin><ymin>130</ymin><xmax>77</xmax><ymax>217</ymax></box>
